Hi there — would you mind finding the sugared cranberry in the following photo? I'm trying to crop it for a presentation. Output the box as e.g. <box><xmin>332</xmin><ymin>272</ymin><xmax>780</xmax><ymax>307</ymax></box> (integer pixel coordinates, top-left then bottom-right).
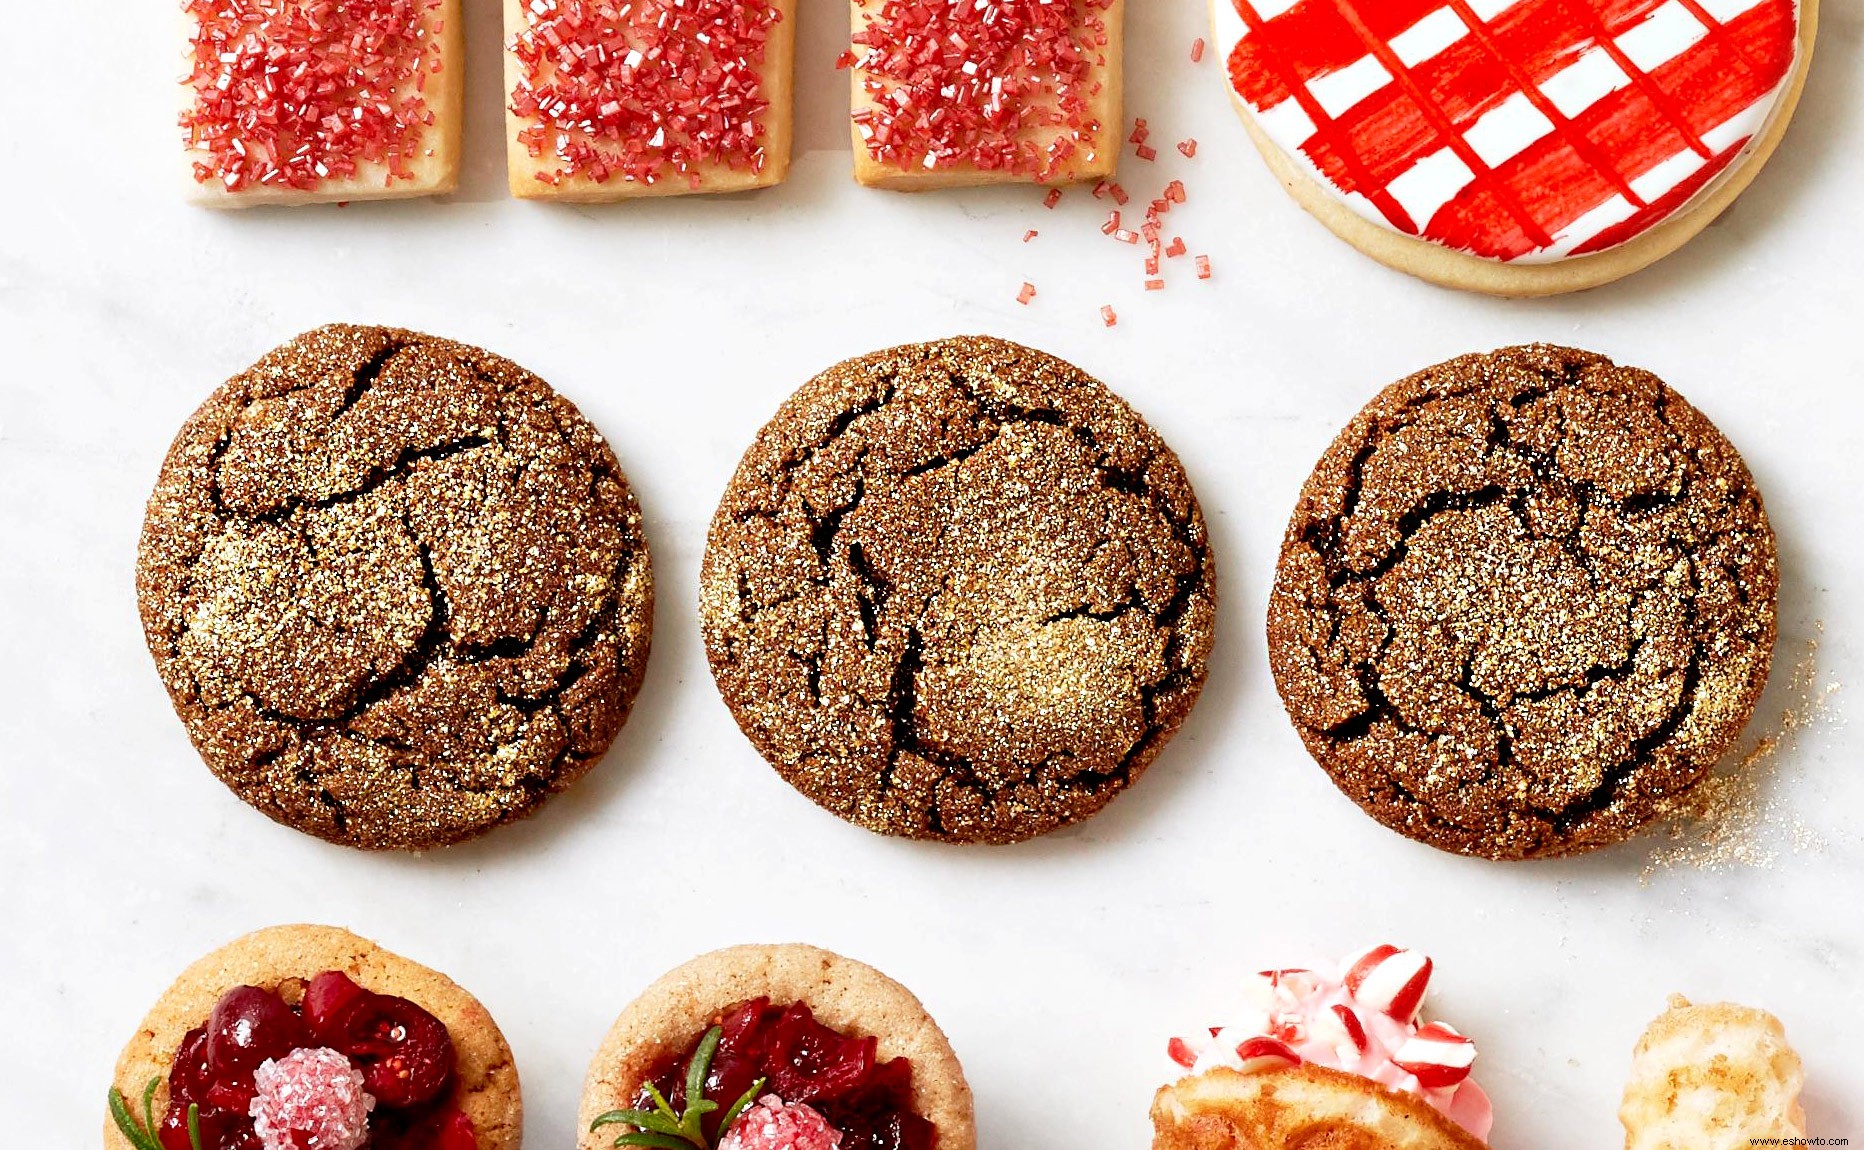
<box><xmin>303</xmin><ymin>971</ymin><xmax>371</xmax><ymax>1045</ymax></box>
<box><xmin>334</xmin><ymin>993</ymin><xmax>455</xmax><ymax>1108</ymax></box>
<box><xmin>249</xmin><ymin>1047</ymin><xmax>373</xmax><ymax>1150</ymax></box>
<box><xmin>645</xmin><ymin>1000</ymin><xmax>928</xmax><ymax>1150</ymax></box>
<box><xmin>207</xmin><ymin>986</ymin><xmax>305</xmax><ymax>1085</ymax></box>
<box><xmin>719</xmin><ymin>1096</ymin><xmax>843</xmax><ymax>1150</ymax></box>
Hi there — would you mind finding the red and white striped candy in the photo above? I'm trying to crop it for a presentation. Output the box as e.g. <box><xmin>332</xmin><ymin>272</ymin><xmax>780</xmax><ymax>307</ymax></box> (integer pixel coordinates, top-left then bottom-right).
<box><xmin>1167</xmin><ymin>1036</ymin><xmax>1200</xmax><ymax>1069</ymax></box>
<box><xmin>1233</xmin><ymin>1035</ymin><xmax>1302</xmax><ymax>1073</ymax></box>
<box><xmin>1392</xmin><ymin>1022</ymin><xmax>1477</xmax><ymax>1088</ymax></box>
<box><xmin>1343</xmin><ymin>944</ymin><xmax>1433</xmax><ymax>1023</ymax></box>
<box><xmin>1330</xmin><ymin>1003</ymin><xmax>1371</xmax><ymax>1056</ymax></box>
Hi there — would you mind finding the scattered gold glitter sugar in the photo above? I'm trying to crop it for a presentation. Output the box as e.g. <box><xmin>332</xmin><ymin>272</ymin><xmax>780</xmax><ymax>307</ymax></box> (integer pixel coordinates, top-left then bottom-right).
<box><xmin>1642</xmin><ymin>627</ymin><xmax>1841</xmax><ymax>880</ymax></box>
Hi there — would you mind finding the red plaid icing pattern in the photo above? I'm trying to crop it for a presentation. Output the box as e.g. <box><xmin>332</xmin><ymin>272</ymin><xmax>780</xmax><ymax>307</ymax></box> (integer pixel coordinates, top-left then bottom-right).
<box><xmin>1220</xmin><ymin>0</ymin><xmax>1799</xmax><ymax>261</ymax></box>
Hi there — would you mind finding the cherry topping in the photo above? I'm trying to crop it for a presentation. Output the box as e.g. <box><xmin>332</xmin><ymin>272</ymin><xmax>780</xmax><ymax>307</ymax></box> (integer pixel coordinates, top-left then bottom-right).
<box><xmin>303</xmin><ymin>970</ymin><xmax>372</xmax><ymax>1046</ymax></box>
<box><xmin>765</xmin><ymin>1002</ymin><xmax>876</xmax><ymax>1103</ymax></box>
<box><xmin>167</xmin><ymin>1026</ymin><xmax>215</xmax><ymax>1106</ymax></box>
<box><xmin>160</xmin><ymin>1102</ymin><xmax>261</xmax><ymax>1150</ymax></box>
<box><xmin>334</xmin><ymin>993</ymin><xmax>456</xmax><ymax>1108</ymax></box>
<box><xmin>207</xmin><ymin>986</ymin><xmax>304</xmax><ymax>1085</ymax></box>
<box><xmin>372</xmin><ymin>1102</ymin><xmax>478</xmax><ymax>1150</ymax></box>
<box><xmin>150</xmin><ymin>972</ymin><xmax>467</xmax><ymax>1150</ymax></box>
<box><xmin>645</xmin><ymin>999</ymin><xmax>928</xmax><ymax>1150</ymax></box>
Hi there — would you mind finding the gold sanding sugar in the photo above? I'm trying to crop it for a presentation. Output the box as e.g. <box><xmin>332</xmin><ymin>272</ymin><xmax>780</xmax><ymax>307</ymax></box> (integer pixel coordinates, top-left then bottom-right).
<box><xmin>1642</xmin><ymin>628</ymin><xmax>1840</xmax><ymax>880</ymax></box>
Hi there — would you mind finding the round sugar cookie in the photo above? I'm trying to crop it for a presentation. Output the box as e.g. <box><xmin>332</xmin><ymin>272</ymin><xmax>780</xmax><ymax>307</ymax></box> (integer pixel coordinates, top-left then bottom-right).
<box><xmin>105</xmin><ymin>924</ymin><xmax>520</xmax><ymax>1150</ymax></box>
<box><xmin>577</xmin><ymin>944</ymin><xmax>975</xmax><ymax>1150</ymax></box>
<box><xmin>1210</xmin><ymin>0</ymin><xmax>1818</xmax><ymax>295</ymax></box>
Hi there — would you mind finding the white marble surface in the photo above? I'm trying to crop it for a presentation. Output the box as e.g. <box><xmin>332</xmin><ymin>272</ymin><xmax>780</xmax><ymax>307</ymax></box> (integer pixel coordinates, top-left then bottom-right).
<box><xmin>3</xmin><ymin>1</ymin><xmax>1861</xmax><ymax>1146</ymax></box>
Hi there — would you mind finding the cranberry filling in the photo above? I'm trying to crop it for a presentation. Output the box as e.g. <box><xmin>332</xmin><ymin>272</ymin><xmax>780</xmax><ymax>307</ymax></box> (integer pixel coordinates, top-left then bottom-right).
<box><xmin>642</xmin><ymin>998</ymin><xmax>935</xmax><ymax>1150</ymax></box>
<box><xmin>151</xmin><ymin>973</ymin><xmax>474</xmax><ymax>1150</ymax></box>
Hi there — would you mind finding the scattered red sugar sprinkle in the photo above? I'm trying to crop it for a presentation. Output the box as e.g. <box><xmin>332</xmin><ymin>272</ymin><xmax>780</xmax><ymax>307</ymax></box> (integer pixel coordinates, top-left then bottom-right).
<box><xmin>1178</xmin><ymin>139</ymin><xmax>1198</xmax><ymax>159</ymax></box>
<box><xmin>1191</xmin><ymin>38</ymin><xmax>1207</xmax><ymax>63</ymax></box>
<box><xmin>1114</xmin><ymin>229</ymin><xmax>1139</xmax><ymax>244</ymax></box>
<box><xmin>1129</xmin><ymin>119</ymin><xmax>1149</xmax><ymax>145</ymax></box>
<box><xmin>1109</xmin><ymin>184</ymin><xmax>1130</xmax><ymax>205</ymax></box>
<box><xmin>1151</xmin><ymin>198</ymin><xmax>1170</xmax><ymax>216</ymax></box>
<box><xmin>510</xmin><ymin>0</ymin><xmax>781</xmax><ymax>188</ymax></box>
<box><xmin>180</xmin><ymin>0</ymin><xmax>443</xmax><ymax>192</ymax></box>
<box><xmin>1018</xmin><ymin>282</ymin><xmax>1038</xmax><ymax>304</ymax></box>
<box><xmin>1145</xmin><ymin>254</ymin><xmax>1160</xmax><ymax>275</ymax></box>
<box><xmin>1101</xmin><ymin>211</ymin><xmax>1122</xmax><ymax>235</ymax></box>
<box><xmin>1167</xmin><ymin>181</ymin><xmax>1187</xmax><ymax>204</ymax></box>
<box><xmin>1166</xmin><ymin>237</ymin><xmax>1188</xmax><ymax>258</ymax></box>
<box><xmin>1101</xmin><ymin>305</ymin><xmax>1118</xmax><ymax>327</ymax></box>
<box><xmin>852</xmin><ymin>0</ymin><xmax>1117</xmax><ymax>181</ymax></box>
<box><xmin>1023</xmin><ymin>229</ymin><xmax>1039</xmax><ymax>243</ymax></box>
<box><xmin>1092</xmin><ymin>181</ymin><xmax>1110</xmax><ymax>199</ymax></box>
<box><xmin>1196</xmin><ymin>255</ymin><xmax>1212</xmax><ymax>279</ymax></box>
<box><xmin>1145</xmin><ymin>278</ymin><xmax>1165</xmax><ymax>291</ymax></box>
<box><xmin>1044</xmin><ymin>188</ymin><xmax>1064</xmax><ymax>209</ymax></box>
<box><xmin>1136</xmin><ymin>143</ymin><xmax>1157</xmax><ymax>162</ymax></box>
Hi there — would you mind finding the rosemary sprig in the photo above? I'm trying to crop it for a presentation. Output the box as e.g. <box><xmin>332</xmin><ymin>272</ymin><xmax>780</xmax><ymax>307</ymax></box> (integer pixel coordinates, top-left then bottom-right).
<box><xmin>590</xmin><ymin>1026</ymin><xmax>766</xmax><ymax>1150</ymax></box>
<box><xmin>108</xmin><ymin>1077</ymin><xmax>203</xmax><ymax>1150</ymax></box>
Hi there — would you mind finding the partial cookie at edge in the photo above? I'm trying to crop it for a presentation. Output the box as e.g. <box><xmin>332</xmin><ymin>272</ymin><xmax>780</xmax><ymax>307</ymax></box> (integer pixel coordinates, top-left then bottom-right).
<box><xmin>105</xmin><ymin>924</ymin><xmax>520</xmax><ymax>1150</ymax></box>
<box><xmin>577</xmin><ymin>944</ymin><xmax>975</xmax><ymax>1150</ymax></box>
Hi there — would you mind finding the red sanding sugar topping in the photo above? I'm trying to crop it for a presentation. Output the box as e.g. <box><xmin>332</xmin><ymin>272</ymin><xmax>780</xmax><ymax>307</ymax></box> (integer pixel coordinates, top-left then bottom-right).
<box><xmin>849</xmin><ymin>0</ymin><xmax>1115</xmax><ymax>180</ymax></box>
<box><xmin>510</xmin><ymin>0</ymin><xmax>780</xmax><ymax>188</ymax></box>
<box><xmin>180</xmin><ymin>0</ymin><xmax>443</xmax><ymax>193</ymax></box>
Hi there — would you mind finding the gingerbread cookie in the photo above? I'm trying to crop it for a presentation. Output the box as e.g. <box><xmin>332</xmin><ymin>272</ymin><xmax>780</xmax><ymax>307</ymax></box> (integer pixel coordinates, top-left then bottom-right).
<box><xmin>1211</xmin><ymin>0</ymin><xmax>1818</xmax><ymax>294</ymax></box>
<box><xmin>181</xmin><ymin>0</ymin><xmax>463</xmax><ymax>207</ymax></box>
<box><xmin>699</xmin><ymin>336</ymin><xmax>1215</xmax><ymax>844</ymax></box>
<box><xmin>579</xmin><ymin>944</ymin><xmax>975</xmax><ymax>1150</ymax></box>
<box><xmin>1268</xmin><ymin>345</ymin><xmax>1776</xmax><ymax>860</ymax></box>
<box><xmin>105</xmin><ymin>924</ymin><xmax>519</xmax><ymax>1150</ymax></box>
<box><xmin>137</xmin><ymin>324</ymin><xmax>653</xmax><ymax>851</ymax></box>
<box><xmin>848</xmin><ymin>0</ymin><xmax>1125</xmax><ymax>188</ymax></box>
<box><xmin>505</xmin><ymin>0</ymin><xmax>796</xmax><ymax>199</ymax></box>
<box><xmin>1156</xmin><ymin>944</ymin><xmax>1491</xmax><ymax>1149</ymax></box>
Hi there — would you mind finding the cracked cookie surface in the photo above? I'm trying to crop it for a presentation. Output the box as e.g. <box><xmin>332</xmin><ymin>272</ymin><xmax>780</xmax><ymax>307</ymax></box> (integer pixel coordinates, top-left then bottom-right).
<box><xmin>137</xmin><ymin>324</ymin><xmax>653</xmax><ymax>850</ymax></box>
<box><xmin>700</xmin><ymin>336</ymin><xmax>1216</xmax><ymax>844</ymax></box>
<box><xmin>1268</xmin><ymin>345</ymin><xmax>1776</xmax><ymax>860</ymax></box>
